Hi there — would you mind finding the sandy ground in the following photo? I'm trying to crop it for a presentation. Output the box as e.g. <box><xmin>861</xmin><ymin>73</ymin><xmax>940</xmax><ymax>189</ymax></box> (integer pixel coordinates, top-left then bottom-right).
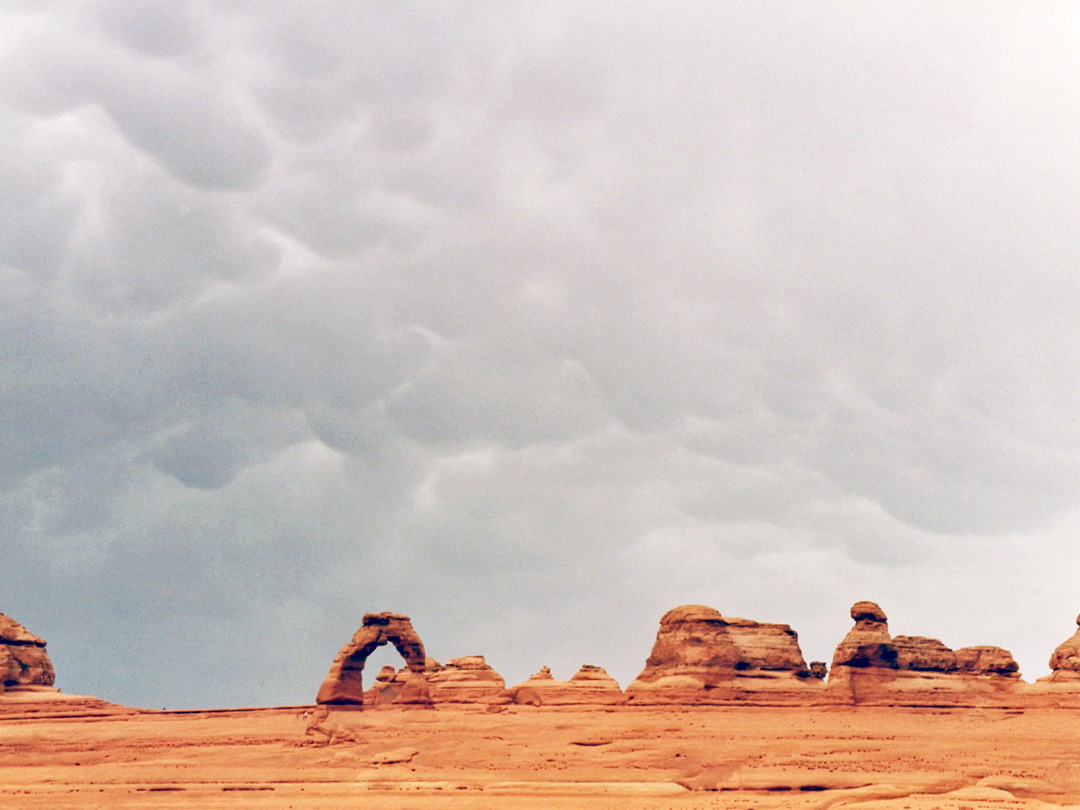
<box><xmin>3</xmin><ymin>693</ymin><xmax>1080</xmax><ymax>809</ymax></box>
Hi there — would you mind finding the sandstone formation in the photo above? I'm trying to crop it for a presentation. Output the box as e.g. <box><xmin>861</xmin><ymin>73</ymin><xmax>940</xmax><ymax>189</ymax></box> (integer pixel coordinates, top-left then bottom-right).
<box><xmin>427</xmin><ymin>656</ymin><xmax>506</xmax><ymax>703</ymax></box>
<box><xmin>825</xmin><ymin>601</ymin><xmax>1022</xmax><ymax>705</ymax></box>
<box><xmin>316</xmin><ymin>613</ymin><xmax>431</xmax><ymax>708</ymax></box>
<box><xmin>502</xmin><ymin>665</ymin><xmax>625</xmax><ymax>706</ymax></box>
<box><xmin>625</xmin><ymin>605</ymin><xmax>821</xmax><ymax>704</ymax></box>
<box><xmin>1044</xmin><ymin>614</ymin><xmax>1080</xmax><ymax>681</ymax></box>
<box><xmin>0</xmin><ymin>612</ymin><xmax>55</xmax><ymax>694</ymax></box>
<box><xmin>1027</xmin><ymin>614</ymin><xmax>1080</xmax><ymax>704</ymax></box>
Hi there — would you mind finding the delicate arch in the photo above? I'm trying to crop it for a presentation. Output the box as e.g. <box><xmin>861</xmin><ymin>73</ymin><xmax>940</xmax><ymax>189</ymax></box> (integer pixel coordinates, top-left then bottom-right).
<box><xmin>316</xmin><ymin>613</ymin><xmax>427</xmax><ymax>706</ymax></box>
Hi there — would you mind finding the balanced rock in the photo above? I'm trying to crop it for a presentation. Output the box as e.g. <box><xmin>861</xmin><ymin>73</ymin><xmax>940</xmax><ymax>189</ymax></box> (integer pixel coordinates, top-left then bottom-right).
<box><xmin>427</xmin><ymin>656</ymin><xmax>506</xmax><ymax>703</ymax></box>
<box><xmin>830</xmin><ymin>601</ymin><xmax>897</xmax><ymax>670</ymax></box>
<box><xmin>316</xmin><ymin>612</ymin><xmax>430</xmax><ymax>707</ymax></box>
<box><xmin>503</xmin><ymin>665</ymin><xmax>625</xmax><ymax>706</ymax></box>
<box><xmin>826</xmin><ymin>601</ymin><xmax>1023</xmax><ymax>706</ymax></box>
<box><xmin>625</xmin><ymin>605</ymin><xmax>820</xmax><ymax>704</ymax></box>
<box><xmin>0</xmin><ymin>612</ymin><xmax>55</xmax><ymax>694</ymax></box>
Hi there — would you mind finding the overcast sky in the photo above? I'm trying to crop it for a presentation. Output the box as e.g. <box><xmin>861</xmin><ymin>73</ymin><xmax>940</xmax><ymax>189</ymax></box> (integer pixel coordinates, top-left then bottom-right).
<box><xmin>3</xmin><ymin>2</ymin><xmax>1080</xmax><ymax>709</ymax></box>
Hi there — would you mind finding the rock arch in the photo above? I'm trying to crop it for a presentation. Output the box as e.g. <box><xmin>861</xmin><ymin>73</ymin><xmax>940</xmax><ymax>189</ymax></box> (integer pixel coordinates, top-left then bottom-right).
<box><xmin>316</xmin><ymin>613</ymin><xmax>430</xmax><ymax>707</ymax></box>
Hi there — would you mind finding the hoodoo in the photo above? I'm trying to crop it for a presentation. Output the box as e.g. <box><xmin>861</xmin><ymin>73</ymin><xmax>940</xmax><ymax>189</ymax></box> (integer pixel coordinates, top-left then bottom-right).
<box><xmin>625</xmin><ymin>605</ymin><xmax>821</xmax><ymax>704</ymax></box>
<box><xmin>0</xmin><ymin>612</ymin><xmax>55</xmax><ymax>694</ymax></box>
<box><xmin>316</xmin><ymin>613</ymin><xmax>431</xmax><ymax>708</ymax></box>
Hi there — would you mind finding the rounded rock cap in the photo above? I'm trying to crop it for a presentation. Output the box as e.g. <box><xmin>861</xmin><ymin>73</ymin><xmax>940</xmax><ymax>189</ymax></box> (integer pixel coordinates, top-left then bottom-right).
<box><xmin>850</xmin><ymin>601</ymin><xmax>887</xmax><ymax>623</ymax></box>
<box><xmin>660</xmin><ymin>604</ymin><xmax>723</xmax><ymax>624</ymax></box>
<box><xmin>1075</xmin><ymin>612</ymin><xmax>1080</xmax><ymax>627</ymax></box>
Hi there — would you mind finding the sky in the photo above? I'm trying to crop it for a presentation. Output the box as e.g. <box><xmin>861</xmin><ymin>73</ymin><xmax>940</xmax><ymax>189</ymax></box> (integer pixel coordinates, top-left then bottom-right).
<box><xmin>2</xmin><ymin>2</ymin><xmax>1080</xmax><ymax>709</ymax></box>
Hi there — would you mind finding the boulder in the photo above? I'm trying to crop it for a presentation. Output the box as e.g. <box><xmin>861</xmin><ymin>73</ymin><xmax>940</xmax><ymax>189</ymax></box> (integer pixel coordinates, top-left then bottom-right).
<box><xmin>316</xmin><ymin>612</ymin><xmax>430</xmax><ymax>707</ymax></box>
<box><xmin>625</xmin><ymin>605</ymin><xmax>820</xmax><ymax>704</ymax></box>
<box><xmin>0</xmin><ymin>612</ymin><xmax>55</xmax><ymax>694</ymax></box>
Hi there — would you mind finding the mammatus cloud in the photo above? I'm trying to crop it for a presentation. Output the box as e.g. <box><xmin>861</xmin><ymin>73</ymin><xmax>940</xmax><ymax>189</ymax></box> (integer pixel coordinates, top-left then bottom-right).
<box><xmin>1</xmin><ymin>2</ymin><xmax>1079</xmax><ymax>707</ymax></box>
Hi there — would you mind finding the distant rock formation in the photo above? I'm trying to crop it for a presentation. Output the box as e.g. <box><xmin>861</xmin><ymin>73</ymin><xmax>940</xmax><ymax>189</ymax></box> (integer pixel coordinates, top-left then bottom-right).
<box><xmin>1045</xmin><ymin>614</ymin><xmax>1080</xmax><ymax>680</ymax></box>
<box><xmin>1028</xmin><ymin>614</ymin><xmax>1080</xmax><ymax>704</ymax></box>
<box><xmin>625</xmin><ymin>605</ymin><xmax>821</xmax><ymax>704</ymax></box>
<box><xmin>316</xmin><ymin>613</ymin><xmax>431</xmax><ymax>708</ymax></box>
<box><xmin>502</xmin><ymin>665</ymin><xmax>625</xmax><ymax>707</ymax></box>
<box><xmin>825</xmin><ymin>601</ymin><xmax>1021</xmax><ymax>705</ymax></box>
<box><xmin>0</xmin><ymin>612</ymin><xmax>55</xmax><ymax>694</ymax></box>
<box><xmin>427</xmin><ymin>656</ymin><xmax>506</xmax><ymax>703</ymax></box>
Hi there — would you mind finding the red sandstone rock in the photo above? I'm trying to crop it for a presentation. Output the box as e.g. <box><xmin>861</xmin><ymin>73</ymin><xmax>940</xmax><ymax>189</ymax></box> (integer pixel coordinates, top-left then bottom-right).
<box><xmin>625</xmin><ymin>605</ymin><xmax>820</xmax><ymax>704</ymax></box>
<box><xmin>893</xmin><ymin>636</ymin><xmax>957</xmax><ymax>672</ymax></box>
<box><xmin>1048</xmin><ymin>614</ymin><xmax>1080</xmax><ymax>675</ymax></box>
<box><xmin>316</xmin><ymin>612</ymin><xmax>430</xmax><ymax>707</ymax></box>
<box><xmin>954</xmin><ymin>646</ymin><xmax>1019</xmax><ymax>677</ymax></box>
<box><xmin>830</xmin><ymin>601</ymin><xmax>897</xmax><ymax>670</ymax></box>
<box><xmin>826</xmin><ymin>602</ymin><xmax>1023</xmax><ymax>706</ymax></box>
<box><xmin>503</xmin><ymin>665</ymin><xmax>625</xmax><ymax>706</ymax></box>
<box><xmin>0</xmin><ymin>612</ymin><xmax>55</xmax><ymax>694</ymax></box>
<box><xmin>427</xmin><ymin>656</ymin><xmax>506</xmax><ymax>703</ymax></box>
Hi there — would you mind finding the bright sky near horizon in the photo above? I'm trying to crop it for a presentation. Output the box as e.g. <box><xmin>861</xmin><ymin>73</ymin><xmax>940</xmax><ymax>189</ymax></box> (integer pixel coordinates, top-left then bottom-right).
<box><xmin>2</xmin><ymin>2</ymin><xmax>1080</xmax><ymax>709</ymax></box>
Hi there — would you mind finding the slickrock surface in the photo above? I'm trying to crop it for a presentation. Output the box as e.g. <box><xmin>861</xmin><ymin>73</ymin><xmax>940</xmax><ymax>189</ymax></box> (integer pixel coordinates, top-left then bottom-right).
<box><xmin>6</xmin><ymin>698</ymin><xmax>1080</xmax><ymax>809</ymax></box>
<box><xmin>0</xmin><ymin>612</ymin><xmax>56</xmax><ymax>694</ymax></box>
<box><xmin>316</xmin><ymin>612</ymin><xmax>430</xmax><ymax>707</ymax></box>
<box><xmin>503</xmin><ymin>665</ymin><xmax>626</xmax><ymax>706</ymax></box>
<box><xmin>826</xmin><ymin>601</ymin><xmax>1023</xmax><ymax>705</ymax></box>
<box><xmin>625</xmin><ymin>605</ymin><xmax>821</xmax><ymax>704</ymax></box>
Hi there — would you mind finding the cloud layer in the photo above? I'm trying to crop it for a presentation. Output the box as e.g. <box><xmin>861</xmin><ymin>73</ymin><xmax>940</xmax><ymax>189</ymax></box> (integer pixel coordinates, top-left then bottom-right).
<box><xmin>2</xmin><ymin>2</ymin><xmax>1080</xmax><ymax>707</ymax></box>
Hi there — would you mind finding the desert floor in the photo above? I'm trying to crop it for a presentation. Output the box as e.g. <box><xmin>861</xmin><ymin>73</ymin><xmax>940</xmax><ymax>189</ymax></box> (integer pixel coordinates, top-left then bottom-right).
<box><xmin>3</xmin><ymin>693</ymin><xmax>1080</xmax><ymax>809</ymax></box>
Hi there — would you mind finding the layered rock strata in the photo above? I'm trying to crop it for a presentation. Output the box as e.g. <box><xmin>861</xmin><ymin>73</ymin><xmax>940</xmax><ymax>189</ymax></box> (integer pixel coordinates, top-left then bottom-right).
<box><xmin>825</xmin><ymin>601</ymin><xmax>1021</xmax><ymax>705</ymax></box>
<box><xmin>427</xmin><ymin>656</ymin><xmax>506</xmax><ymax>703</ymax></box>
<box><xmin>0</xmin><ymin>612</ymin><xmax>56</xmax><ymax>694</ymax></box>
<box><xmin>503</xmin><ymin>665</ymin><xmax>625</xmax><ymax>706</ymax></box>
<box><xmin>625</xmin><ymin>605</ymin><xmax>822</xmax><ymax>704</ymax></box>
<box><xmin>317</xmin><ymin>613</ymin><xmax>431</xmax><ymax>707</ymax></box>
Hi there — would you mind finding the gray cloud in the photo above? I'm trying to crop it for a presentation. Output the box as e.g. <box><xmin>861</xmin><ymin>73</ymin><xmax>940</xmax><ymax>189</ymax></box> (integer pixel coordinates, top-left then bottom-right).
<box><xmin>2</xmin><ymin>2</ymin><xmax>1079</xmax><ymax>707</ymax></box>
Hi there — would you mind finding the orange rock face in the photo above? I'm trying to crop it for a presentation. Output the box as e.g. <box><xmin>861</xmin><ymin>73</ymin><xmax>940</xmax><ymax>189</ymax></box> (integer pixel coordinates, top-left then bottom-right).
<box><xmin>0</xmin><ymin>612</ymin><xmax>55</xmax><ymax>694</ymax></box>
<box><xmin>624</xmin><ymin>605</ymin><xmax>821</xmax><ymax>704</ymax></box>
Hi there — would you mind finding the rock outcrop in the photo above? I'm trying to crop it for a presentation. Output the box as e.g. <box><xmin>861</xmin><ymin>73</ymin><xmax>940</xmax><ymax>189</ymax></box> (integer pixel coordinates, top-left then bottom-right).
<box><xmin>0</xmin><ymin>612</ymin><xmax>55</xmax><ymax>694</ymax></box>
<box><xmin>502</xmin><ymin>665</ymin><xmax>625</xmax><ymax>707</ymax></box>
<box><xmin>625</xmin><ymin>605</ymin><xmax>821</xmax><ymax>704</ymax></box>
<box><xmin>1046</xmin><ymin>614</ymin><xmax>1080</xmax><ymax>680</ymax></box>
<box><xmin>825</xmin><ymin>601</ymin><xmax>1022</xmax><ymax>705</ymax></box>
<box><xmin>317</xmin><ymin>612</ymin><xmax>431</xmax><ymax>708</ymax></box>
<box><xmin>427</xmin><ymin>656</ymin><xmax>506</xmax><ymax>703</ymax></box>
<box><xmin>1029</xmin><ymin>614</ymin><xmax>1080</xmax><ymax>705</ymax></box>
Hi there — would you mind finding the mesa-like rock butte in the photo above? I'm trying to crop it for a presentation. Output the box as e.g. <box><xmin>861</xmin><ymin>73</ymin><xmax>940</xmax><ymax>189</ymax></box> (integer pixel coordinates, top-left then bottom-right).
<box><xmin>0</xmin><ymin>612</ymin><xmax>56</xmax><ymax>695</ymax></box>
<box><xmin>315</xmin><ymin>603</ymin><xmax>1080</xmax><ymax>710</ymax></box>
